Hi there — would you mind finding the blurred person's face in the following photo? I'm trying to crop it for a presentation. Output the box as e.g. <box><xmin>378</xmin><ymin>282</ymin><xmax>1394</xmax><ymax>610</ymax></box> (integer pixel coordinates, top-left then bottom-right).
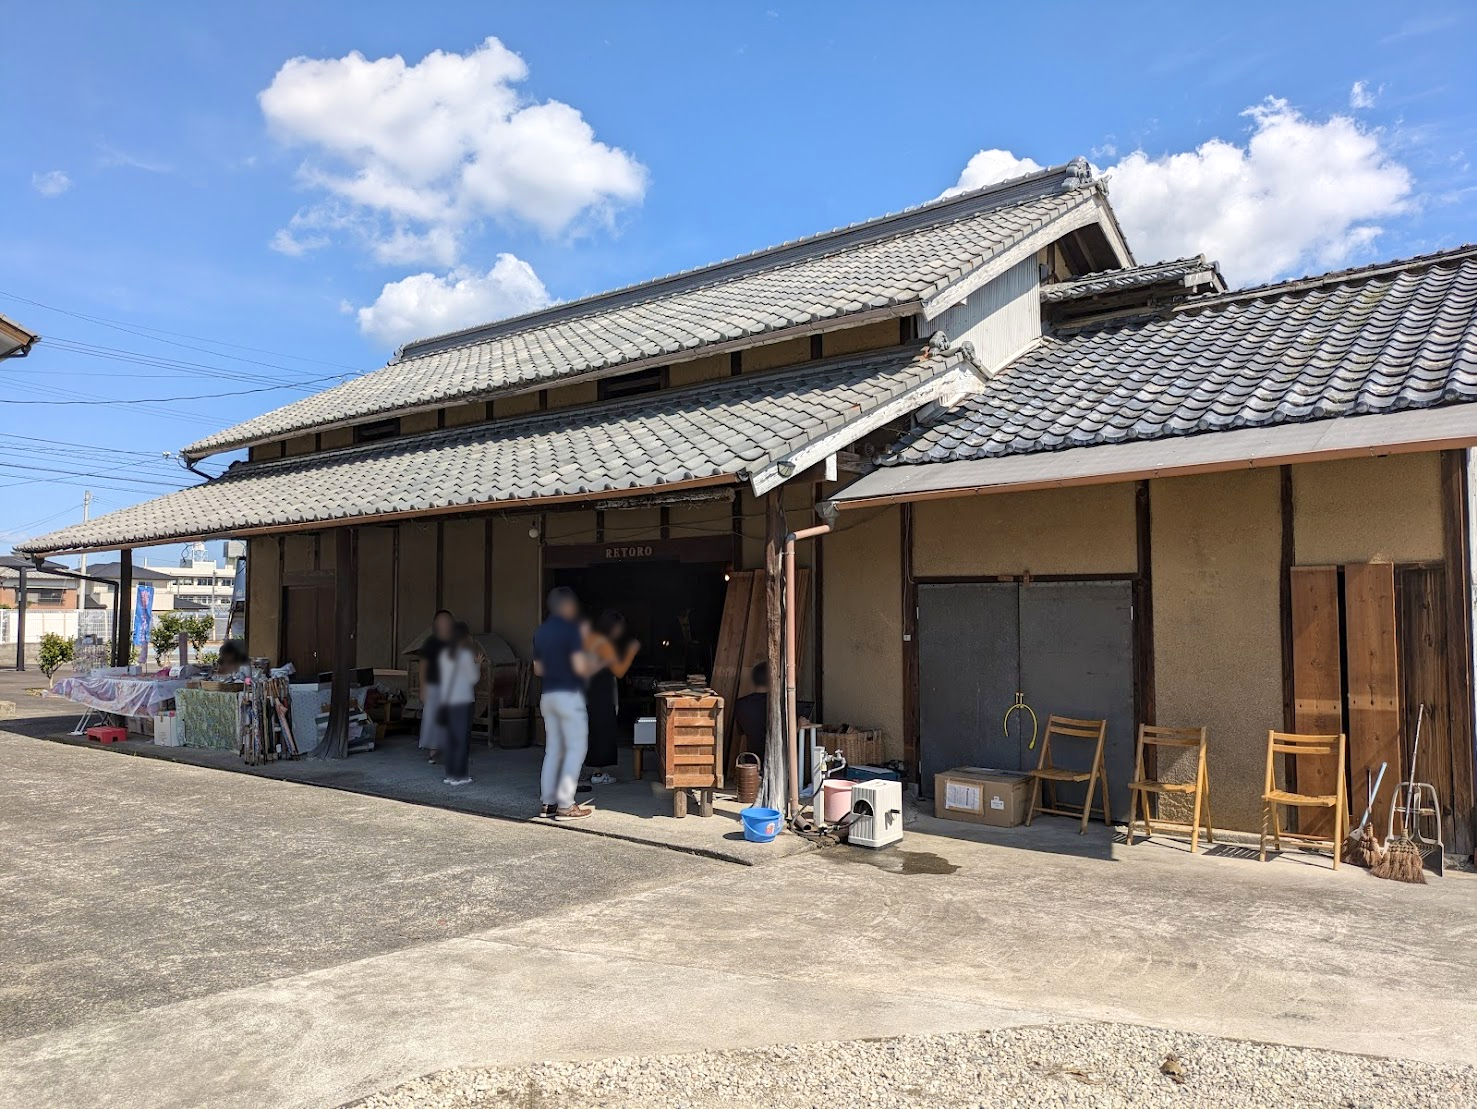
<box><xmin>433</xmin><ymin>613</ymin><xmax>454</xmax><ymax>639</ymax></box>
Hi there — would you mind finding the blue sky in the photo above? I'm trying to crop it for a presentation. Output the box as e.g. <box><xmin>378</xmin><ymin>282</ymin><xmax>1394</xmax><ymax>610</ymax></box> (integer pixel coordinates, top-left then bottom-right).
<box><xmin>3</xmin><ymin>1</ymin><xmax>1475</xmax><ymax>560</ymax></box>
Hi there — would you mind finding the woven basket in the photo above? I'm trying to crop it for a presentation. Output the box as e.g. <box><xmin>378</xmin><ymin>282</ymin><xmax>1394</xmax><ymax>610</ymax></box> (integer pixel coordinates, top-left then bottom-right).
<box><xmin>818</xmin><ymin>725</ymin><xmax>883</xmax><ymax>767</ymax></box>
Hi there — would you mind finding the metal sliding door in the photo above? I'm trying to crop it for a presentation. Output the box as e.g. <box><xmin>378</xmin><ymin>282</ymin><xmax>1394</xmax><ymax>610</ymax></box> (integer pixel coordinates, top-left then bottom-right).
<box><xmin>917</xmin><ymin>583</ymin><xmax>1019</xmax><ymax>787</ymax></box>
<box><xmin>918</xmin><ymin>579</ymin><xmax>1135</xmax><ymax>816</ymax></box>
<box><xmin>1018</xmin><ymin>581</ymin><xmax>1135</xmax><ymax>817</ymax></box>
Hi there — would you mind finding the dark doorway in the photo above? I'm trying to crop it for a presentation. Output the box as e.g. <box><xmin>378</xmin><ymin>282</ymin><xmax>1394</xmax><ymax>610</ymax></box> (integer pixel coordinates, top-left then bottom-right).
<box><xmin>549</xmin><ymin>559</ymin><xmax>728</xmax><ymax>732</ymax></box>
<box><xmin>918</xmin><ymin>579</ymin><xmax>1136</xmax><ymax>815</ymax></box>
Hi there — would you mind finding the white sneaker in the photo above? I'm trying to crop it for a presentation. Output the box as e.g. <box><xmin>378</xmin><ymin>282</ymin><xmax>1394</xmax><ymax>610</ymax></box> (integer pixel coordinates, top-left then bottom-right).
<box><xmin>590</xmin><ymin>772</ymin><xmax>617</xmax><ymax>785</ymax></box>
<box><xmin>444</xmin><ymin>776</ymin><xmax>473</xmax><ymax>786</ymax></box>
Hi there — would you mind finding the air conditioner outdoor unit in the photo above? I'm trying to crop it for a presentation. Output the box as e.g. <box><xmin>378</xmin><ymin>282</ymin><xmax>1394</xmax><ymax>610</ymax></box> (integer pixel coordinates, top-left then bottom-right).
<box><xmin>849</xmin><ymin>779</ymin><xmax>903</xmax><ymax>849</ymax></box>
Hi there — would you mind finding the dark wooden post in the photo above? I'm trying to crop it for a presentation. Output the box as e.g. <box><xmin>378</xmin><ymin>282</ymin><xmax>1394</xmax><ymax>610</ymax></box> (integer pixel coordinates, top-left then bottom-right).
<box><xmin>114</xmin><ymin>549</ymin><xmax>132</xmax><ymax>667</ymax></box>
<box><xmin>759</xmin><ymin>490</ymin><xmax>787</xmax><ymax>811</ymax></box>
<box><xmin>314</xmin><ymin>528</ymin><xmax>358</xmax><ymax>759</ymax></box>
<box><xmin>14</xmin><ymin>564</ymin><xmax>27</xmax><ymax>672</ymax></box>
<box><xmin>1441</xmin><ymin>450</ymin><xmax>1475</xmax><ymax>855</ymax></box>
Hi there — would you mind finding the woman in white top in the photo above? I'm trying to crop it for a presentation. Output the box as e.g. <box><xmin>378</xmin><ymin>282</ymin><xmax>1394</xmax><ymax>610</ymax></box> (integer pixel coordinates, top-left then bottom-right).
<box><xmin>437</xmin><ymin>621</ymin><xmax>480</xmax><ymax>786</ymax></box>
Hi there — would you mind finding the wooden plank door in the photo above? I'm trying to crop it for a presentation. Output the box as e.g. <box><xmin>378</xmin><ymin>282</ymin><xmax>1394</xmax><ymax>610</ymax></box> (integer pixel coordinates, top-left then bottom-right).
<box><xmin>1345</xmin><ymin>562</ymin><xmax>1402</xmax><ymax>835</ymax></box>
<box><xmin>282</xmin><ymin>584</ymin><xmax>334</xmax><ymax>678</ymax></box>
<box><xmin>1289</xmin><ymin>567</ymin><xmax>1343</xmax><ymax>836</ymax></box>
<box><xmin>711</xmin><ymin>572</ymin><xmax>756</xmax><ymax>764</ymax></box>
<box><xmin>1397</xmin><ymin>566</ymin><xmax>1454</xmax><ymax>846</ymax></box>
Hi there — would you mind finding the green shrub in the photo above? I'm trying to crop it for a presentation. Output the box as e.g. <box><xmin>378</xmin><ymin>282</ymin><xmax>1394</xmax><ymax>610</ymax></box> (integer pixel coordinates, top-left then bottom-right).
<box><xmin>183</xmin><ymin>613</ymin><xmax>214</xmax><ymax>652</ymax></box>
<box><xmin>150</xmin><ymin>612</ymin><xmax>187</xmax><ymax>665</ymax></box>
<box><xmin>38</xmin><ymin>632</ymin><xmax>74</xmax><ymax>684</ymax></box>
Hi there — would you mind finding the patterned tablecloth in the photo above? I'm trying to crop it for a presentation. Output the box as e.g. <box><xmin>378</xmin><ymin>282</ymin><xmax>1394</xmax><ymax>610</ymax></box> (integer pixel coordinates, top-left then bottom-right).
<box><xmin>175</xmin><ymin>688</ymin><xmax>242</xmax><ymax>749</ymax></box>
<box><xmin>51</xmin><ymin>675</ymin><xmax>190</xmax><ymax>717</ymax></box>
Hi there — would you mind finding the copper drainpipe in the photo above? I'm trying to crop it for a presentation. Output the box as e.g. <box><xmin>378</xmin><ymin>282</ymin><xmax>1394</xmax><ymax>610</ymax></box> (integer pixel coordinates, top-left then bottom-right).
<box><xmin>784</xmin><ymin>522</ymin><xmax>831</xmax><ymax>818</ymax></box>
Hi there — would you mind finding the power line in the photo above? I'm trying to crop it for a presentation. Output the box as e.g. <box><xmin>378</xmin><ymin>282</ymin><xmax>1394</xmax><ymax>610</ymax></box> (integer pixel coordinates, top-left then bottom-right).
<box><xmin>4</xmin><ymin>377</ymin><xmax>226</xmax><ymax>426</ymax></box>
<box><xmin>4</xmin><ymin>504</ymin><xmax>83</xmax><ymax>534</ymax></box>
<box><xmin>44</xmin><ymin>336</ymin><xmax>357</xmax><ymax>390</ymax></box>
<box><xmin>0</xmin><ymin>288</ymin><xmax>366</xmax><ymax>373</ymax></box>
<box><xmin>3</xmin><ymin>379</ymin><xmax>339</xmax><ymax>404</ymax></box>
<box><xmin>0</xmin><ymin>460</ymin><xmax>190</xmax><ymax>489</ymax></box>
<box><xmin>0</xmin><ymin>432</ymin><xmax>179</xmax><ymax>459</ymax></box>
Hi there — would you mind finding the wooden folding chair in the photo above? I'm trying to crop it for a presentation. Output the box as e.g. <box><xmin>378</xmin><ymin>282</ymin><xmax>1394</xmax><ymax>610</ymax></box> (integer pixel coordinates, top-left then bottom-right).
<box><xmin>1024</xmin><ymin>715</ymin><xmax>1110</xmax><ymax>834</ymax></box>
<box><xmin>1259</xmin><ymin>731</ymin><xmax>1347</xmax><ymax>869</ymax></box>
<box><xmin>1125</xmin><ymin>724</ymin><xmax>1213</xmax><ymax>852</ymax></box>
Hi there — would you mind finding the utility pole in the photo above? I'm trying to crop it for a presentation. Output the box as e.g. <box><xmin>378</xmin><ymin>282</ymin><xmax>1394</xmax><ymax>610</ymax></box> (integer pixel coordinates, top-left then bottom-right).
<box><xmin>76</xmin><ymin>491</ymin><xmax>92</xmax><ymax>615</ymax></box>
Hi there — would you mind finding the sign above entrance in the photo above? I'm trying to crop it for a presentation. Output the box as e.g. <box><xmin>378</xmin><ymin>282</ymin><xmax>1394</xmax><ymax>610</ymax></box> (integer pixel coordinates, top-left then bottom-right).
<box><xmin>543</xmin><ymin>535</ymin><xmax>732</xmax><ymax>570</ymax></box>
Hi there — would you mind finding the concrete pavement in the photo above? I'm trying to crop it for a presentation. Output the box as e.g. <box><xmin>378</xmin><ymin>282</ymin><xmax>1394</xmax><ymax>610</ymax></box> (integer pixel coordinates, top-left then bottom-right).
<box><xmin>0</xmin><ymin>727</ymin><xmax>726</xmax><ymax>1042</ymax></box>
<box><xmin>5</xmin><ymin>684</ymin><xmax>1477</xmax><ymax>1108</ymax></box>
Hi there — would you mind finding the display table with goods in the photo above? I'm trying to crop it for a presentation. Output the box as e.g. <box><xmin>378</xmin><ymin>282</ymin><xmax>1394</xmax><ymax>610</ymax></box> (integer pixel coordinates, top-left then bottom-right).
<box><xmin>51</xmin><ymin>671</ymin><xmax>191</xmax><ymax>718</ymax></box>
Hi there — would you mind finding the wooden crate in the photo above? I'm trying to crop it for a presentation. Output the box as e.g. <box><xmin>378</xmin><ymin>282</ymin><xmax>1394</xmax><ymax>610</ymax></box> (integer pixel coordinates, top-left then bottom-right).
<box><xmin>657</xmin><ymin>691</ymin><xmax>725</xmax><ymax>792</ymax></box>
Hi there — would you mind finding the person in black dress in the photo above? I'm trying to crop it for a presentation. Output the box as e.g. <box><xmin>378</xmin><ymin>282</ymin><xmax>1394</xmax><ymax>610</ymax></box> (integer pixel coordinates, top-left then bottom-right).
<box><xmin>417</xmin><ymin>609</ymin><xmax>455</xmax><ymax>763</ymax></box>
<box><xmin>583</xmin><ymin>609</ymin><xmax>639</xmax><ymax>785</ymax></box>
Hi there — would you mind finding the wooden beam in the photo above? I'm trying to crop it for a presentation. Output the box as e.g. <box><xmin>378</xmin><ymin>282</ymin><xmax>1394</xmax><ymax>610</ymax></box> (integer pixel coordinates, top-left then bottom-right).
<box><xmin>1133</xmin><ymin>481</ymin><xmax>1156</xmax><ymax>780</ymax></box>
<box><xmin>434</xmin><ymin>520</ymin><xmax>445</xmax><ymax>611</ymax></box>
<box><xmin>900</xmin><ymin>502</ymin><xmax>919</xmax><ymax>785</ymax></box>
<box><xmin>1279</xmin><ymin>466</ymin><xmax>1297</xmax><ymax>793</ymax></box>
<box><xmin>113</xmin><ymin>549</ymin><xmax>132</xmax><ymax>668</ymax></box>
<box><xmin>760</xmin><ymin>490</ymin><xmax>786</xmax><ymax>810</ymax></box>
<box><xmin>314</xmin><ymin>527</ymin><xmax>358</xmax><ymax>759</ymax></box>
<box><xmin>1443</xmin><ymin>449</ymin><xmax>1476</xmax><ymax>854</ymax></box>
<box><xmin>483</xmin><ymin>518</ymin><xmax>494</xmax><ymax>634</ymax></box>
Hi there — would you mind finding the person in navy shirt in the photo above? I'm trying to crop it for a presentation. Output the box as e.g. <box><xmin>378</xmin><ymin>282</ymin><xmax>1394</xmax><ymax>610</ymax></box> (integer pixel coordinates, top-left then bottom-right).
<box><xmin>533</xmin><ymin>586</ymin><xmax>599</xmax><ymax>818</ymax></box>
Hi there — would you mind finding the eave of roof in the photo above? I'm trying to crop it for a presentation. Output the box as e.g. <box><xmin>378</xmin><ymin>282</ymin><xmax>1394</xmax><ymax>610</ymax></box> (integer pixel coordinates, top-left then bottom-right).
<box><xmin>827</xmin><ymin>404</ymin><xmax>1477</xmax><ymax>509</ymax></box>
<box><xmin>1040</xmin><ymin>255</ymin><xmax>1225</xmax><ymax>303</ymax></box>
<box><xmin>0</xmin><ymin>312</ymin><xmax>39</xmax><ymax>360</ymax></box>
<box><xmin>182</xmin><ymin>158</ymin><xmax>1118</xmax><ymax>461</ymax></box>
<box><xmin>876</xmin><ymin>242</ymin><xmax>1477</xmax><ymax>473</ymax></box>
<box><xmin>22</xmin><ymin>343</ymin><xmax>976</xmax><ymax>556</ymax></box>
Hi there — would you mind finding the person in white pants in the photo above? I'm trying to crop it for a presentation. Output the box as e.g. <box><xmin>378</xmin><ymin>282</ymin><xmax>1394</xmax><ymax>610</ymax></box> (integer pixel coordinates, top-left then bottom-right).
<box><xmin>533</xmin><ymin>587</ymin><xmax>599</xmax><ymax>818</ymax></box>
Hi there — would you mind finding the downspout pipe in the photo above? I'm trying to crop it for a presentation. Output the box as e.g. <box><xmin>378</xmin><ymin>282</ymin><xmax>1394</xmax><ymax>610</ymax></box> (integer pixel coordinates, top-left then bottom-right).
<box><xmin>783</xmin><ymin>522</ymin><xmax>831</xmax><ymax>819</ymax></box>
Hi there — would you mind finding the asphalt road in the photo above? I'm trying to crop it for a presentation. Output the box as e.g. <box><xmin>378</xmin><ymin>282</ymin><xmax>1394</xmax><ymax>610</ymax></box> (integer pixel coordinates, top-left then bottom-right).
<box><xmin>0</xmin><ymin>708</ymin><xmax>725</xmax><ymax>1041</ymax></box>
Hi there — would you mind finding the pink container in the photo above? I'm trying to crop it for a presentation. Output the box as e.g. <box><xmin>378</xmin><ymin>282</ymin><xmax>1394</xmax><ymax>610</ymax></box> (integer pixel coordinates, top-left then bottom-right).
<box><xmin>820</xmin><ymin>779</ymin><xmax>853</xmax><ymax>824</ymax></box>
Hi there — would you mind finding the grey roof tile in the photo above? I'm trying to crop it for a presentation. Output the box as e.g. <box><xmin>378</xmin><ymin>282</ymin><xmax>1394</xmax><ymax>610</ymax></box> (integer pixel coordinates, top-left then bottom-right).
<box><xmin>1040</xmin><ymin>255</ymin><xmax>1226</xmax><ymax>302</ymax></box>
<box><xmin>184</xmin><ymin>162</ymin><xmax>1100</xmax><ymax>459</ymax></box>
<box><xmin>883</xmin><ymin>245</ymin><xmax>1477</xmax><ymax>467</ymax></box>
<box><xmin>21</xmin><ymin>345</ymin><xmax>960</xmax><ymax>554</ymax></box>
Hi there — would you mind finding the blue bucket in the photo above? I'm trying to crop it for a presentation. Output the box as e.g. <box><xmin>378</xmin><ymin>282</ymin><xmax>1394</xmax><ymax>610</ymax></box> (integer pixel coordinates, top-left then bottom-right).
<box><xmin>740</xmin><ymin>806</ymin><xmax>783</xmax><ymax>843</ymax></box>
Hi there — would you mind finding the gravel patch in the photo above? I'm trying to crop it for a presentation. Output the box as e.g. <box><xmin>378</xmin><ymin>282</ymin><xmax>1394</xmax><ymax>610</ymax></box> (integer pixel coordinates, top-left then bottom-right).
<box><xmin>353</xmin><ymin>1021</ymin><xmax>1477</xmax><ymax>1108</ymax></box>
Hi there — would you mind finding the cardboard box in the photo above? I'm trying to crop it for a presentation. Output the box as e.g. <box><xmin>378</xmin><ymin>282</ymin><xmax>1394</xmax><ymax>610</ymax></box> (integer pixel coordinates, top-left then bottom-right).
<box><xmin>934</xmin><ymin>767</ymin><xmax>1030</xmax><ymax>827</ymax></box>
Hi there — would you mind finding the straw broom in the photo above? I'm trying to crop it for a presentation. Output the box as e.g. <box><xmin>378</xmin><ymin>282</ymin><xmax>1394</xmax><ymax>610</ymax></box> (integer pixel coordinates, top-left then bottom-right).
<box><xmin>1373</xmin><ymin>705</ymin><xmax>1427</xmax><ymax>885</ymax></box>
<box><xmin>1342</xmin><ymin>762</ymin><xmax>1387</xmax><ymax>868</ymax></box>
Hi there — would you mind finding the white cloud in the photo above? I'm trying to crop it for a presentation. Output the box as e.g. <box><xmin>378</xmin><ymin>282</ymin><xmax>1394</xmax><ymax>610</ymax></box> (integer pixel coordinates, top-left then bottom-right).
<box><xmin>260</xmin><ymin>36</ymin><xmax>647</xmax><ymax>265</ymax></box>
<box><xmin>356</xmin><ymin>253</ymin><xmax>553</xmax><ymax>346</ymax></box>
<box><xmin>944</xmin><ymin>150</ymin><xmax>1043</xmax><ymax>196</ymax></box>
<box><xmin>31</xmin><ymin>170</ymin><xmax>71</xmax><ymax>197</ymax></box>
<box><xmin>948</xmin><ymin>97</ymin><xmax>1414</xmax><ymax>286</ymax></box>
<box><xmin>1349</xmin><ymin>80</ymin><xmax>1377</xmax><ymax>109</ymax></box>
<box><xmin>97</xmin><ymin>143</ymin><xmax>172</xmax><ymax>173</ymax></box>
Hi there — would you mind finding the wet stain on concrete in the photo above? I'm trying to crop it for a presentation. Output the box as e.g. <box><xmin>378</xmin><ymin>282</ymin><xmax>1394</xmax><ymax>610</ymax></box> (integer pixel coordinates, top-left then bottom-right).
<box><xmin>819</xmin><ymin>845</ymin><xmax>959</xmax><ymax>875</ymax></box>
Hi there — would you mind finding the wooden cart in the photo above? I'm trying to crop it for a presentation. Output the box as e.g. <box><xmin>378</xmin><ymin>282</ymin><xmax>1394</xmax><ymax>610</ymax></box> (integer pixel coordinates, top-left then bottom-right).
<box><xmin>657</xmin><ymin>690</ymin><xmax>725</xmax><ymax>818</ymax></box>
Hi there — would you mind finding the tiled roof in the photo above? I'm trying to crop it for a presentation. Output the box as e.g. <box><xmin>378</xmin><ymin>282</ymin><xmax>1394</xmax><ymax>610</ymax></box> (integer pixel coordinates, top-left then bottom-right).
<box><xmin>19</xmin><ymin>344</ymin><xmax>969</xmax><ymax>555</ymax></box>
<box><xmin>884</xmin><ymin>244</ymin><xmax>1477</xmax><ymax>466</ymax></box>
<box><xmin>183</xmin><ymin>161</ymin><xmax>1106</xmax><ymax>459</ymax></box>
<box><xmin>1040</xmin><ymin>255</ymin><xmax>1224</xmax><ymax>303</ymax></box>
